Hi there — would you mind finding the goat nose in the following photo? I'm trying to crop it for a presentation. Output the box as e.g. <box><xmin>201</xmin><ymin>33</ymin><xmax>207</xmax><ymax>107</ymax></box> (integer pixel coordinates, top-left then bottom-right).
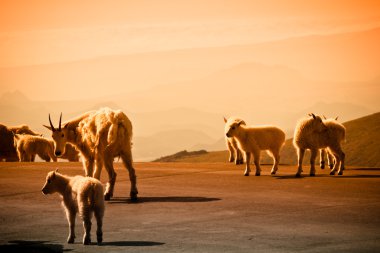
<box><xmin>226</xmin><ymin>133</ymin><xmax>229</xmax><ymax>137</ymax></box>
<box><xmin>55</xmin><ymin>151</ymin><xmax>61</xmax><ymax>156</ymax></box>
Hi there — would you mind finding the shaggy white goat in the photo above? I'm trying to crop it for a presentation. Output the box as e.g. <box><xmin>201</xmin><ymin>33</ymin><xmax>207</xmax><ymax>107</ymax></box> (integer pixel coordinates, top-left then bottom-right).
<box><xmin>293</xmin><ymin>113</ymin><xmax>346</xmax><ymax>177</ymax></box>
<box><xmin>42</xmin><ymin>169</ymin><xmax>105</xmax><ymax>245</ymax></box>
<box><xmin>44</xmin><ymin>108</ymin><xmax>138</xmax><ymax>201</ymax></box>
<box><xmin>225</xmin><ymin>120</ymin><xmax>285</xmax><ymax>176</ymax></box>
<box><xmin>13</xmin><ymin>134</ymin><xmax>57</xmax><ymax>162</ymax></box>
<box><xmin>224</xmin><ymin>117</ymin><xmax>246</xmax><ymax>164</ymax></box>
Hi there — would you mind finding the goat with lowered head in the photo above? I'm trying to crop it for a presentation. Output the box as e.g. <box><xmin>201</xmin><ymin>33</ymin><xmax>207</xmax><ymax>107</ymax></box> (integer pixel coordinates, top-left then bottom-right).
<box><xmin>44</xmin><ymin>107</ymin><xmax>138</xmax><ymax>201</ymax></box>
<box><xmin>293</xmin><ymin>113</ymin><xmax>346</xmax><ymax>177</ymax></box>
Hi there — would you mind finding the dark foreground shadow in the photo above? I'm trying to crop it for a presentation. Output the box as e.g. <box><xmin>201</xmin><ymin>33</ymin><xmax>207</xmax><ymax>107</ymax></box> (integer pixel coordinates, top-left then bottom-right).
<box><xmin>108</xmin><ymin>196</ymin><xmax>221</xmax><ymax>204</ymax></box>
<box><xmin>349</xmin><ymin>167</ymin><xmax>380</xmax><ymax>171</ymax></box>
<box><xmin>101</xmin><ymin>241</ymin><xmax>165</xmax><ymax>247</ymax></box>
<box><xmin>0</xmin><ymin>240</ymin><xmax>69</xmax><ymax>253</ymax></box>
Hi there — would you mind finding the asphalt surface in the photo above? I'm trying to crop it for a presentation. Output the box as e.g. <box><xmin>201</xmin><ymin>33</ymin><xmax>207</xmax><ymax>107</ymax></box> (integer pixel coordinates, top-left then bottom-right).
<box><xmin>0</xmin><ymin>162</ymin><xmax>379</xmax><ymax>253</ymax></box>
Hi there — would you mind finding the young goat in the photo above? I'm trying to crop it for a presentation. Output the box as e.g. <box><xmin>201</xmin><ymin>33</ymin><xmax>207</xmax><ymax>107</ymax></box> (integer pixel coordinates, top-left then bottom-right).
<box><xmin>225</xmin><ymin>120</ymin><xmax>285</xmax><ymax>176</ymax></box>
<box><xmin>14</xmin><ymin>134</ymin><xmax>57</xmax><ymax>162</ymax></box>
<box><xmin>42</xmin><ymin>170</ymin><xmax>105</xmax><ymax>245</ymax></box>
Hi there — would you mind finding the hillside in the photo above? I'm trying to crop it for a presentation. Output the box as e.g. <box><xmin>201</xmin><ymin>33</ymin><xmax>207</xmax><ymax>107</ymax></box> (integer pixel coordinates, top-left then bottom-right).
<box><xmin>154</xmin><ymin>112</ymin><xmax>380</xmax><ymax>167</ymax></box>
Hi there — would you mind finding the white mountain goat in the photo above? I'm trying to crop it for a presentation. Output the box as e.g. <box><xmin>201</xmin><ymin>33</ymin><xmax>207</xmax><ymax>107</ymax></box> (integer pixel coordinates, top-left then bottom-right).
<box><xmin>0</xmin><ymin>124</ymin><xmax>41</xmax><ymax>161</ymax></box>
<box><xmin>42</xmin><ymin>169</ymin><xmax>105</xmax><ymax>245</ymax></box>
<box><xmin>223</xmin><ymin>117</ymin><xmax>246</xmax><ymax>165</ymax></box>
<box><xmin>13</xmin><ymin>134</ymin><xmax>57</xmax><ymax>162</ymax></box>
<box><xmin>293</xmin><ymin>113</ymin><xmax>346</xmax><ymax>177</ymax></box>
<box><xmin>43</xmin><ymin>108</ymin><xmax>138</xmax><ymax>201</ymax></box>
<box><xmin>225</xmin><ymin>120</ymin><xmax>286</xmax><ymax>176</ymax></box>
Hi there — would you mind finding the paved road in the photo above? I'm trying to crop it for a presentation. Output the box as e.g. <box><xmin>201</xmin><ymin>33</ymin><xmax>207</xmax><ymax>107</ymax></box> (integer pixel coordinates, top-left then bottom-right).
<box><xmin>0</xmin><ymin>162</ymin><xmax>379</xmax><ymax>252</ymax></box>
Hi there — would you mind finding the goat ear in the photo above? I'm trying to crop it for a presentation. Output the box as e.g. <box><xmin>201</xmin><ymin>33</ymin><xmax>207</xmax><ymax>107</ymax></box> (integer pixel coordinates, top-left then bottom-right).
<box><xmin>223</xmin><ymin>117</ymin><xmax>227</xmax><ymax>123</ymax></box>
<box><xmin>310</xmin><ymin>113</ymin><xmax>316</xmax><ymax>119</ymax></box>
<box><xmin>14</xmin><ymin>134</ymin><xmax>20</xmax><ymax>140</ymax></box>
<box><xmin>237</xmin><ymin>121</ymin><xmax>243</xmax><ymax>127</ymax></box>
<box><xmin>55</xmin><ymin>168</ymin><xmax>59</xmax><ymax>173</ymax></box>
<box><xmin>323</xmin><ymin>115</ymin><xmax>327</xmax><ymax>120</ymax></box>
<box><xmin>63</xmin><ymin>123</ymin><xmax>69</xmax><ymax>129</ymax></box>
<box><xmin>43</xmin><ymin>125</ymin><xmax>53</xmax><ymax>131</ymax></box>
<box><xmin>335</xmin><ymin>116</ymin><xmax>339</xmax><ymax>120</ymax></box>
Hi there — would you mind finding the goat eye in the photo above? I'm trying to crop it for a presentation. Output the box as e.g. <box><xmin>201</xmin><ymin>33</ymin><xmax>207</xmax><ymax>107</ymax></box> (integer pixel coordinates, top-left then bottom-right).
<box><xmin>47</xmin><ymin>179</ymin><xmax>51</xmax><ymax>184</ymax></box>
<box><xmin>61</xmin><ymin>134</ymin><xmax>64</xmax><ymax>137</ymax></box>
<box><xmin>231</xmin><ymin>127</ymin><xmax>235</xmax><ymax>130</ymax></box>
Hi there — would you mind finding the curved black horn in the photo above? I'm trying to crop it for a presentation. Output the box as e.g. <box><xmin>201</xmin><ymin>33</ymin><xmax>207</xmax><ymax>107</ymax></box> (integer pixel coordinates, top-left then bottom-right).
<box><xmin>49</xmin><ymin>114</ymin><xmax>56</xmax><ymax>132</ymax></box>
<box><xmin>59</xmin><ymin>113</ymin><xmax>62</xmax><ymax>131</ymax></box>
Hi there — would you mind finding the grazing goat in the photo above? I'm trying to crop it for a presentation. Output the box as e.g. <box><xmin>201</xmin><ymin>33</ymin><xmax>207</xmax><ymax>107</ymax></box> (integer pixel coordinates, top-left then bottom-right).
<box><xmin>225</xmin><ymin>120</ymin><xmax>285</xmax><ymax>176</ymax></box>
<box><xmin>42</xmin><ymin>170</ymin><xmax>105</xmax><ymax>245</ymax></box>
<box><xmin>44</xmin><ymin>108</ymin><xmax>138</xmax><ymax>201</ymax></box>
<box><xmin>0</xmin><ymin>124</ymin><xmax>41</xmax><ymax>161</ymax></box>
<box><xmin>293</xmin><ymin>113</ymin><xmax>346</xmax><ymax>177</ymax></box>
<box><xmin>224</xmin><ymin>117</ymin><xmax>246</xmax><ymax>165</ymax></box>
<box><xmin>13</xmin><ymin>134</ymin><xmax>57</xmax><ymax>162</ymax></box>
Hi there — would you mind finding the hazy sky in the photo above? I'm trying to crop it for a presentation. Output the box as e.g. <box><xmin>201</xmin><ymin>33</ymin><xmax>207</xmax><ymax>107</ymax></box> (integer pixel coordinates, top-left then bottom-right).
<box><xmin>0</xmin><ymin>1</ymin><xmax>379</xmax><ymax>101</ymax></box>
<box><xmin>1</xmin><ymin>1</ymin><xmax>380</xmax><ymax>67</ymax></box>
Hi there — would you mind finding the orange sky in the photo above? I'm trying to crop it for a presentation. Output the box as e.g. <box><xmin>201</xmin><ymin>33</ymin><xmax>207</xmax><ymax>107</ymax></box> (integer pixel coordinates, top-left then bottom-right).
<box><xmin>1</xmin><ymin>1</ymin><xmax>380</xmax><ymax>67</ymax></box>
<box><xmin>0</xmin><ymin>0</ymin><xmax>379</xmax><ymax>101</ymax></box>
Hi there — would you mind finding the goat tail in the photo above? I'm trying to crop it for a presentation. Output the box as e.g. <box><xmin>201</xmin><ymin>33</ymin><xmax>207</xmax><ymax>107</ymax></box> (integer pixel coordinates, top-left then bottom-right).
<box><xmin>107</xmin><ymin>110</ymin><xmax>133</xmax><ymax>146</ymax></box>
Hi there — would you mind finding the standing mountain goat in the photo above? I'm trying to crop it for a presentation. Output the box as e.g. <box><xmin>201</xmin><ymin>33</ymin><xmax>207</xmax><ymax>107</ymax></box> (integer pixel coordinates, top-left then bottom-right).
<box><xmin>0</xmin><ymin>124</ymin><xmax>41</xmax><ymax>161</ymax></box>
<box><xmin>13</xmin><ymin>134</ymin><xmax>57</xmax><ymax>162</ymax></box>
<box><xmin>225</xmin><ymin>120</ymin><xmax>285</xmax><ymax>176</ymax></box>
<box><xmin>224</xmin><ymin>117</ymin><xmax>246</xmax><ymax>165</ymax></box>
<box><xmin>293</xmin><ymin>113</ymin><xmax>346</xmax><ymax>177</ymax></box>
<box><xmin>44</xmin><ymin>108</ymin><xmax>138</xmax><ymax>201</ymax></box>
<box><xmin>42</xmin><ymin>170</ymin><xmax>105</xmax><ymax>245</ymax></box>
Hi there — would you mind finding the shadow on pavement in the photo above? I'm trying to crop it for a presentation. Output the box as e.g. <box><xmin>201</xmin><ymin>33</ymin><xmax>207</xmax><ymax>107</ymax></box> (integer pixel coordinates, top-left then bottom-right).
<box><xmin>108</xmin><ymin>196</ymin><xmax>221</xmax><ymax>204</ymax></box>
<box><xmin>0</xmin><ymin>240</ymin><xmax>68</xmax><ymax>253</ymax></box>
<box><xmin>101</xmin><ymin>241</ymin><xmax>165</xmax><ymax>247</ymax></box>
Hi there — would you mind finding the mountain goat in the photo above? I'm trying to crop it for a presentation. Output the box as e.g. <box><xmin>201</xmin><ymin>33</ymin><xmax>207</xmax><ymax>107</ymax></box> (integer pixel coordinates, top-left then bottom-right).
<box><xmin>0</xmin><ymin>124</ymin><xmax>41</xmax><ymax>161</ymax></box>
<box><xmin>223</xmin><ymin>117</ymin><xmax>246</xmax><ymax>165</ymax></box>
<box><xmin>293</xmin><ymin>113</ymin><xmax>346</xmax><ymax>177</ymax></box>
<box><xmin>42</xmin><ymin>170</ymin><xmax>105</xmax><ymax>245</ymax></box>
<box><xmin>13</xmin><ymin>134</ymin><xmax>57</xmax><ymax>162</ymax></box>
<box><xmin>225</xmin><ymin>120</ymin><xmax>285</xmax><ymax>176</ymax></box>
<box><xmin>44</xmin><ymin>108</ymin><xmax>138</xmax><ymax>201</ymax></box>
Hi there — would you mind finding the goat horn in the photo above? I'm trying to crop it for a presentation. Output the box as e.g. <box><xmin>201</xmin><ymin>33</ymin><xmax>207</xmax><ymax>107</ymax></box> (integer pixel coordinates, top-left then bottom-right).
<box><xmin>59</xmin><ymin>113</ymin><xmax>62</xmax><ymax>131</ymax></box>
<box><xmin>49</xmin><ymin>114</ymin><xmax>56</xmax><ymax>132</ymax></box>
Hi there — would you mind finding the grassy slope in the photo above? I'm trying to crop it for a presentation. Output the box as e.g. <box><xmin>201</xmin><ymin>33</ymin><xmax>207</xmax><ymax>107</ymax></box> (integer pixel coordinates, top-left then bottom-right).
<box><xmin>154</xmin><ymin>112</ymin><xmax>380</xmax><ymax>167</ymax></box>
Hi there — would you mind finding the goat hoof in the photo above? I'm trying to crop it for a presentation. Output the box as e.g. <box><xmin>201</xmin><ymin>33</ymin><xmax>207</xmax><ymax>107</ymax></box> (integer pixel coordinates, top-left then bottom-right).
<box><xmin>255</xmin><ymin>173</ymin><xmax>260</xmax><ymax>176</ymax></box>
<box><xmin>104</xmin><ymin>193</ymin><xmax>111</xmax><ymax>201</ymax></box>
<box><xmin>130</xmin><ymin>193</ymin><xmax>138</xmax><ymax>202</ymax></box>
<box><xmin>271</xmin><ymin>171</ymin><xmax>276</xmax><ymax>175</ymax></box>
<box><xmin>67</xmin><ymin>237</ymin><xmax>75</xmax><ymax>244</ymax></box>
<box><xmin>244</xmin><ymin>173</ymin><xmax>249</xmax><ymax>176</ymax></box>
<box><xmin>295</xmin><ymin>173</ymin><xmax>301</xmax><ymax>178</ymax></box>
<box><xmin>310</xmin><ymin>173</ymin><xmax>315</xmax><ymax>177</ymax></box>
<box><xmin>320</xmin><ymin>165</ymin><xmax>325</xmax><ymax>169</ymax></box>
<box><xmin>83</xmin><ymin>237</ymin><xmax>91</xmax><ymax>245</ymax></box>
<box><xmin>330</xmin><ymin>171</ymin><xmax>336</xmax><ymax>176</ymax></box>
<box><xmin>338</xmin><ymin>171</ymin><xmax>343</xmax><ymax>176</ymax></box>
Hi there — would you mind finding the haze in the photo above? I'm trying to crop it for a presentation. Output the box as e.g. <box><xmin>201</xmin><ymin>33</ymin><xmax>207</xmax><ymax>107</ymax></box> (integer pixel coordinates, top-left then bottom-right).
<box><xmin>0</xmin><ymin>1</ymin><xmax>379</xmax><ymax>160</ymax></box>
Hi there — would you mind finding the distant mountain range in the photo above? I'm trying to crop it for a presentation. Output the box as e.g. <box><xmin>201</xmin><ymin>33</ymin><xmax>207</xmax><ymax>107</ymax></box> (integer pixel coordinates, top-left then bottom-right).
<box><xmin>153</xmin><ymin>112</ymin><xmax>380</xmax><ymax>168</ymax></box>
<box><xmin>1</xmin><ymin>27</ymin><xmax>379</xmax><ymax>161</ymax></box>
